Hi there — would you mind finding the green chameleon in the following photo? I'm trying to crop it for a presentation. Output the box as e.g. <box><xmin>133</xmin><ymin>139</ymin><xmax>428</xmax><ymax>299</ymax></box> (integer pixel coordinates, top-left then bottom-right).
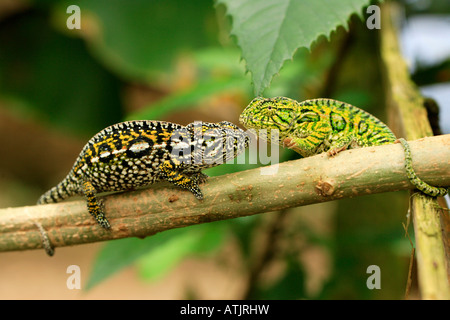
<box><xmin>240</xmin><ymin>96</ymin><xmax>448</xmax><ymax>197</ymax></box>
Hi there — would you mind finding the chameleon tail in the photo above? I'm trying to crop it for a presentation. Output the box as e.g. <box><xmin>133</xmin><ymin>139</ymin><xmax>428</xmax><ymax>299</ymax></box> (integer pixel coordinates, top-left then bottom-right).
<box><xmin>399</xmin><ymin>138</ymin><xmax>448</xmax><ymax>197</ymax></box>
<box><xmin>35</xmin><ymin>177</ymin><xmax>77</xmax><ymax>257</ymax></box>
<box><xmin>37</xmin><ymin>176</ymin><xmax>78</xmax><ymax>205</ymax></box>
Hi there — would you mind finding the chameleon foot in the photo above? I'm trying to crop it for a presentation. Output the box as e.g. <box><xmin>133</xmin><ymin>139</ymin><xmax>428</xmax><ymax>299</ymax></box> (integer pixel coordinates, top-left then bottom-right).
<box><xmin>397</xmin><ymin>138</ymin><xmax>448</xmax><ymax>197</ymax></box>
<box><xmin>159</xmin><ymin>160</ymin><xmax>205</xmax><ymax>200</ymax></box>
<box><xmin>82</xmin><ymin>181</ymin><xmax>111</xmax><ymax>229</ymax></box>
<box><xmin>282</xmin><ymin>137</ymin><xmax>297</xmax><ymax>150</ymax></box>
<box><xmin>327</xmin><ymin>145</ymin><xmax>348</xmax><ymax>157</ymax></box>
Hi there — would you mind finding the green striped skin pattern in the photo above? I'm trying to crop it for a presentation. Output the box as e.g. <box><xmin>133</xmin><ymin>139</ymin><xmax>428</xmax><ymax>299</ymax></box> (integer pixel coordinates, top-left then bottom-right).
<box><xmin>240</xmin><ymin>97</ymin><xmax>396</xmax><ymax>157</ymax></box>
<box><xmin>37</xmin><ymin>120</ymin><xmax>249</xmax><ymax>229</ymax></box>
<box><xmin>240</xmin><ymin>97</ymin><xmax>448</xmax><ymax>197</ymax></box>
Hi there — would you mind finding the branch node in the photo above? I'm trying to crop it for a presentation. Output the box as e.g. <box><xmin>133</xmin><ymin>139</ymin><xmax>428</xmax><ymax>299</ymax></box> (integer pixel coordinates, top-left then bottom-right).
<box><xmin>315</xmin><ymin>179</ymin><xmax>336</xmax><ymax>196</ymax></box>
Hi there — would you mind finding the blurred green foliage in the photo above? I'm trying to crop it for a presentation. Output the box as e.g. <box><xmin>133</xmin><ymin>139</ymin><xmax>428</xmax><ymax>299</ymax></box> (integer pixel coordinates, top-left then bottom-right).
<box><xmin>59</xmin><ymin>0</ymin><xmax>219</xmax><ymax>80</ymax></box>
<box><xmin>86</xmin><ymin>222</ymin><xmax>227</xmax><ymax>290</ymax></box>
<box><xmin>0</xmin><ymin>10</ymin><xmax>123</xmax><ymax>134</ymax></box>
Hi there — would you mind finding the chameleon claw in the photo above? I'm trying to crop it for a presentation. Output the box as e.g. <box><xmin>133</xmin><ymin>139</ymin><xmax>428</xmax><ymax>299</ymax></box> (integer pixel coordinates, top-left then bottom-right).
<box><xmin>282</xmin><ymin>137</ymin><xmax>296</xmax><ymax>149</ymax></box>
<box><xmin>193</xmin><ymin>190</ymin><xmax>204</xmax><ymax>200</ymax></box>
<box><xmin>327</xmin><ymin>145</ymin><xmax>347</xmax><ymax>157</ymax></box>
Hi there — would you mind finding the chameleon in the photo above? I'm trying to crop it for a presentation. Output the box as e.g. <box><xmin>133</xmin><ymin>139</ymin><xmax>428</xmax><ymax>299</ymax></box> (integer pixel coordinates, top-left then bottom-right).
<box><xmin>240</xmin><ymin>96</ymin><xmax>448</xmax><ymax>197</ymax></box>
<box><xmin>37</xmin><ymin>120</ymin><xmax>250</xmax><ymax>231</ymax></box>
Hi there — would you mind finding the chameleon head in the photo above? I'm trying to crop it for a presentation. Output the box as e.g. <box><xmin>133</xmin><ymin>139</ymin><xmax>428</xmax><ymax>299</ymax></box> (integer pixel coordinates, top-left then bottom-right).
<box><xmin>239</xmin><ymin>96</ymin><xmax>299</xmax><ymax>142</ymax></box>
<box><xmin>181</xmin><ymin>121</ymin><xmax>250</xmax><ymax>167</ymax></box>
<box><xmin>216</xmin><ymin>121</ymin><xmax>250</xmax><ymax>162</ymax></box>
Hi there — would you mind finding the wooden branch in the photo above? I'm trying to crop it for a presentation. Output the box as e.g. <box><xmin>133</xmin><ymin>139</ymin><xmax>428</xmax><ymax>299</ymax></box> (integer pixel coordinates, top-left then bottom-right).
<box><xmin>380</xmin><ymin>2</ymin><xmax>450</xmax><ymax>299</ymax></box>
<box><xmin>0</xmin><ymin>135</ymin><xmax>449</xmax><ymax>254</ymax></box>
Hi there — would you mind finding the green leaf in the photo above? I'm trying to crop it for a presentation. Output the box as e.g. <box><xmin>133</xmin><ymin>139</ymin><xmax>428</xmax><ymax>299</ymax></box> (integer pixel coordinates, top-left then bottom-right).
<box><xmin>217</xmin><ymin>0</ymin><xmax>373</xmax><ymax>95</ymax></box>
<box><xmin>85</xmin><ymin>235</ymin><xmax>167</xmax><ymax>290</ymax></box>
<box><xmin>136</xmin><ymin>224</ymin><xmax>225</xmax><ymax>281</ymax></box>
<box><xmin>85</xmin><ymin>223</ymin><xmax>226</xmax><ymax>290</ymax></box>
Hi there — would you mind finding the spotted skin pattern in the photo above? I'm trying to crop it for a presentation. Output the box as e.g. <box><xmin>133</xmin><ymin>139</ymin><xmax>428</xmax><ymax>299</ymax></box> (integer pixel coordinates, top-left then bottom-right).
<box><xmin>37</xmin><ymin>120</ymin><xmax>249</xmax><ymax>229</ymax></box>
<box><xmin>240</xmin><ymin>97</ymin><xmax>447</xmax><ymax>197</ymax></box>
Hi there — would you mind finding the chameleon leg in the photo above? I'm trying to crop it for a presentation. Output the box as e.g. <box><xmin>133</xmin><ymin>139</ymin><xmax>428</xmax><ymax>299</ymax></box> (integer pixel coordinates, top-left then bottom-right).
<box><xmin>282</xmin><ymin>134</ymin><xmax>326</xmax><ymax>157</ymax></box>
<box><xmin>159</xmin><ymin>160</ymin><xmax>205</xmax><ymax>199</ymax></box>
<box><xmin>82</xmin><ymin>180</ymin><xmax>111</xmax><ymax>229</ymax></box>
<box><xmin>397</xmin><ymin>138</ymin><xmax>448</xmax><ymax>197</ymax></box>
<box><xmin>326</xmin><ymin>135</ymin><xmax>354</xmax><ymax>157</ymax></box>
<box><xmin>191</xmin><ymin>172</ymin><xmax>209</xmax><ymax>184</ymax></box>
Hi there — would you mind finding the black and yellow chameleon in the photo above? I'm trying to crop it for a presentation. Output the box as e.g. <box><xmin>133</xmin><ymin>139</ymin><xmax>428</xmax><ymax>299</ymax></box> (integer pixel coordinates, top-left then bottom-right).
<box><xmin>38</xmin><ymin>120</ymin><xmax>250</xmax><ymax>229</ymax></box>
<box><xmin>240</xmin><ymin>96</ymin><xmax>448</xmax><ymax>197</ymax></box>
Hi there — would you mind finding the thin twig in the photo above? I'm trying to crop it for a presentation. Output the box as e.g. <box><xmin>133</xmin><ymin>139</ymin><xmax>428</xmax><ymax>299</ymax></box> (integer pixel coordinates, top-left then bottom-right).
<box><xmin>380</xmin><ymin>2</ymin><xmax>450</xmax><ymax>299</ymax></box>
<box><xmin>242</xmin><ymin>209</ymin><xmax>290</xmax><ymax>299</ymax></box>
<box><xmin>402</xmin><ymin>217</ymin><xmax>415</xmax><ymax>300</ymax></box>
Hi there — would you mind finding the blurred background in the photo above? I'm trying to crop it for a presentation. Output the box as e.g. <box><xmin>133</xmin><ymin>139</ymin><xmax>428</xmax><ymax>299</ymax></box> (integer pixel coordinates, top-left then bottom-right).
<box><xmin>0</xmin><ymin>0</ymin><xmax>448</xmax><ymax>299</ymax></box>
